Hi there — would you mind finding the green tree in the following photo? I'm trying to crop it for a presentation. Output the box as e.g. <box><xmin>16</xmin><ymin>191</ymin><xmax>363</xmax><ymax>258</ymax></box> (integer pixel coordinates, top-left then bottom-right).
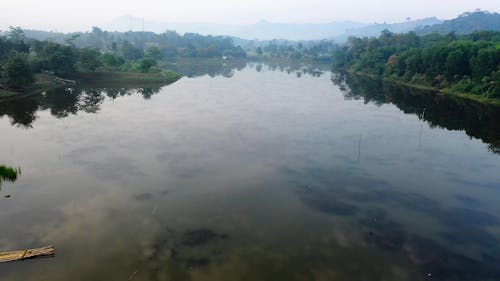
<box><xmin>135</xmin><ymin>57</ymin><xmax>157</xmax><ymax>73</ymax></box>
<box><xmin>8</xmin><ymin>26</ymin><xmax>25</xmax><ymax>41</ymax></box>
<box><xmin>1</xmin><ymin>53</ymin><xmax>34</xmax><ymax>89</ymax></box>
<box><xmin>120</xmin><ymin>41</ymin><xmax>143</xmax><ymax>61</ymax></box>
<box><xmin>145</xmin><ymin>46</ymin><xmax>162</xmax><ymax>60</ymax></box>
<box><xmin>78</xmin><ymin>48</ymin><xmax>102</xmax><ymax>71</ymax></box>
<box><xmin>446</xmin><ymin>48</ymin><xmax>468</xmax><ymax>80</ymax></box>
<box><xmin>38</xmin><ymin>42</ymin><xmax>77</xmax><ymax>76</ymax></box>
<box><xmin>100</xmin><ymin>53</ymin><xmax>125</xmax><ymax>68</ymax></box>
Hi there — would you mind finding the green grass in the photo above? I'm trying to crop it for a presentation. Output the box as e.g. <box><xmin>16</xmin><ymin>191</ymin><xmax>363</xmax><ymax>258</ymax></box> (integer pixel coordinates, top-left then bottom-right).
<box><xmin>0</xmin><ymin>90</ymin><xmax>19</xmax><ymax>98</ymax></box>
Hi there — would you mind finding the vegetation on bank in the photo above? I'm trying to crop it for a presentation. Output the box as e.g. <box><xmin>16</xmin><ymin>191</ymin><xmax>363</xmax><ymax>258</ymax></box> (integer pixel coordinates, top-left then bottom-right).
<box><xmin>0</xmin><ymin>27</ymin><xmax>182</xmax><ymax>93</ymax></box>
<box><xmin>332</xmin><ymin>30</ymin><xmax>500</xmax><ymax>103</ymax></box>
<box><xmin>247</xmin><ymin>40</ymin><xmax>335</xmax><ymax>62</ymax></box>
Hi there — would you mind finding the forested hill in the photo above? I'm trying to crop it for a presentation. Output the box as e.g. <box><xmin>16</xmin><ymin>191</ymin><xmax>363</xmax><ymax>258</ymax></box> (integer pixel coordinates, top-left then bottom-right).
<box><xmin>416</xmin><ymin>11</ymin><xmax>500</xmax><ymax>35</ymax></box>
<box><xmin>332</xmin><ymin>30</ymin><xmax>500</xmax><ymax>103</ymax></box>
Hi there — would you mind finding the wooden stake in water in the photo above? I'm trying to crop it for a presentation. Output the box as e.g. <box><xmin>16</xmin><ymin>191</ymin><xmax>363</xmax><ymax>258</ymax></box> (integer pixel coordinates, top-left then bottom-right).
<box><xmin>0</xmin><ymin>246</ymin><xmax>55</xmax><ymax>263</ymax></box>
<box><xmin>418</xmin><ymin>108</ymin><xmax>426</xmax><ymax>151</ymax></box>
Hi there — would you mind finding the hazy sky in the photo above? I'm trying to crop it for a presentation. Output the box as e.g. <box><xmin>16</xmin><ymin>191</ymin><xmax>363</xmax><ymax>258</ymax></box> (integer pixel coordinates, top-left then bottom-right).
<box><xmin>1</xmin><ymin>0</ymin><xmax>498</xmax><ymax>32</ymax></box>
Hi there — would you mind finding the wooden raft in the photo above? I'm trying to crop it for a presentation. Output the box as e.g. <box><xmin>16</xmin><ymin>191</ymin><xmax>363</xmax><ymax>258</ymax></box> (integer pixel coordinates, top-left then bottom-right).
<box><xmin>0</xmin><ymin>246</ymin><xmax>55</xmax><ymax>263</ymax></box>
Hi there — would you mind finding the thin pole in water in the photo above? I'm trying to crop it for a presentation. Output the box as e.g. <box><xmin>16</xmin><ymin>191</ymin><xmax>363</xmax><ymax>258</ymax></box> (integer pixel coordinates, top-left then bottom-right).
<box><xmin>418</xmin><ymin>108</ymin><xmax>426</xmax><ymax>151</ymax></box>
<box><xmin>357</xmin><ymin>134</ymin><xmax>362</xmax><ymax>162</ymax></box>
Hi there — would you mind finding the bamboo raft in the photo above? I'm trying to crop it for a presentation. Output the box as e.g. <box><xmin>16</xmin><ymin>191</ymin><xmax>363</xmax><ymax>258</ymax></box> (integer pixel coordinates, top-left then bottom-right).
<box><xmin>0</xmin><ymin>246</ymin><xmax>55</xmax><ymax>263</ymax></box>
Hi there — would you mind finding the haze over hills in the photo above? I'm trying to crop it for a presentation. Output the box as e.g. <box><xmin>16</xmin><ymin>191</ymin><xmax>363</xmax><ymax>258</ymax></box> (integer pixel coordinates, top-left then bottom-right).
<box><xmin>416</xmin><ymin>10</ymin><xmax>500</xmax><ymax>35</ymax></box>
<box><xmin>99</xmin><ymin>16</ymin><xmax>444</xmax><ymax>41</ymax></box>
<box><xmin>1</xmin><ymin>10</ymin><xmax>498</xmax><ymax>44</ymax></box>
<box><xmin>101</xmin><ymin>16</ymin><xmax>367</xmax><ymax>40</ymax></box>
<box><xmin>100</xmin><ymin>11</ymin><xmax>499</xmax><ymax>41</ymax></box>
<box><xmin>335</xmin><ymin>17</ymin><xmax>441</xmax><ymax>42</ymax></box>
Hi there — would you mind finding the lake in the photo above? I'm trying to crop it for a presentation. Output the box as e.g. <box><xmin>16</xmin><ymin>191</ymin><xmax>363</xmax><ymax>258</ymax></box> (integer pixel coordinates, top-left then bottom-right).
<box><xmin>1</xmin><ymin>62</ymin><xmax>500</xmax><ymax>281</ymax></box>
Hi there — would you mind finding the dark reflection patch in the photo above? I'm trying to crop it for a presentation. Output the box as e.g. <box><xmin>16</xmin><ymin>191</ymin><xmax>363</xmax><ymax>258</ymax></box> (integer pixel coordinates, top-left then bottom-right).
<box><xmin>438</xmin><ymin>208</ymin><xmax>500</xmax><ymax>227</ymax></box>
<box><xmin>146</xmin><ymin>228</ymin><xmax>230</xmax><ymax>271</ymax></box>
<box><xmin>454</xmin><ymin>194</ymin><xmax>481</xmax><ymax>208</ymax></box>
<box><xmin>440</xmin><ymin>228</ymin><xmax>498</xmax><ymax>248</ymax></box>
<box><xmin>182</xmin><ymin>229</ymin><xmax>229</xmax><ymax>247</ymax></box>
<box><xmin>133</xmin><ymin>192</ymin><xmax>154</xmax><ymax>201</ymax></box>
<box><xmin>296</xmin><ymin>187</ymin><xmax>358</xmax><ymax>216</ymax></box>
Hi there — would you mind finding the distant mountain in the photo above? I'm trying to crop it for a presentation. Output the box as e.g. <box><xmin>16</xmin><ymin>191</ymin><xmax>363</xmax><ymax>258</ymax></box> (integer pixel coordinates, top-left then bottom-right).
<box><xmin>102</xmin><ymin>16</ymin><xmax>366</xmax><ymax>40</ymax></box>
<box><xmin>335</xmin><ymin>17</ymin><xmax>442</xmax><ymax>41</ymax></box>
<box><xmin>102</xmin><ymin>15</ymin><xmax>446</xmax><ymax>42</ymax></box>
<box><xmin>4</xmin><ymin>11</ymin><xmax>498</xmax><ymax>43</ymax></box>
<box><xmin>416</xmin><ymin>11</ymin><xmax>500</xmax><ymax>35</ymax></box>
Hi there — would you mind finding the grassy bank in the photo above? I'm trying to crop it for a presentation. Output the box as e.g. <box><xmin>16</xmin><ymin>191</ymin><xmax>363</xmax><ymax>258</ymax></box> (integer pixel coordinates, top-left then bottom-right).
<box><xmin>347</xmin><ymin>70</ymin><xmax>500</xmax><ymax>106</ymax></box>
<box><xmin>0</xmin><ymin>90</ymin><xmax>19</xmax><ymax>98</ymax></box>
<box><xmin>0</xmin><ymin>73</ymin><xmax>61</xmax><ymax>100</ymax></box>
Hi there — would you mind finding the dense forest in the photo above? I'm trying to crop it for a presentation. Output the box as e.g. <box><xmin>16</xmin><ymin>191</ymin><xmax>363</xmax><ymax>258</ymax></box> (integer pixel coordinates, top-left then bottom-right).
<box><xmin>0</xmin><ymin>27</ymin><xmax>249</xmax><ymax>91</ymax></box>
<box><xmin>250</xmin><ymin>40</ymin><xmax>335</xmax><ymax>62</ymax></box>
<box><xmin>332</xmin><ymin>30</ymin><xmax>500</xmax><ymax>100</ymax></box>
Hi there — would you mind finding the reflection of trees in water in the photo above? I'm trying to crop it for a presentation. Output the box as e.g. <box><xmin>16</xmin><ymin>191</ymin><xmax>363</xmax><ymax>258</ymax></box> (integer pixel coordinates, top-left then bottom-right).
<box><xmin>164</xmin><ymin>59</ymin><xmax>327</xmax><ymax>79</ymax></box>
<box><xmin>0</xmin><ymin>97</ymin><xmax>38</xmax><ymax>128</ymax></box>
<box><xmin>78</xmin><ymin>89</ymin><xmax>105</xmax><ymax>113</ymax></box>
<box><xmin>332</xmin><ymin>72</ymin><xmax>500</xmax><ymax>154</ymax></box>
<box><xmin>0</xmin><ymin>86</ymin><xmax>162</xmax><ymax>128</ymax></box>
<box><xmin>164</xmin><ymin>59</ymin><xmax>247</xmax><ymax>78</ymax></box>
<box><xmin>251</xmin><ymin>61</ymin><xmax>327</xmax><ymax>78</ymax></box>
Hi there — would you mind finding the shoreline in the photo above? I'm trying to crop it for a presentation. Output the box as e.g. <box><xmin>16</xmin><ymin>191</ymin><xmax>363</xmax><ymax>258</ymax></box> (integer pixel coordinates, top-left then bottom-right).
<box><xmin>344</xmin><ymin>70</ymin><xmax>500</xmax><ymax>106</ymax></box>
<box><xmin>0</xmin><ymin>71</ymin><xmax>181</xmax><ymax>101</ymax></box>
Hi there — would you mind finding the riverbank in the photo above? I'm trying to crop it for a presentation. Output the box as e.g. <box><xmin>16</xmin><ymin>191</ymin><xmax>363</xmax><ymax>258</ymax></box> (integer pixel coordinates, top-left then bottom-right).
<box><xmin>70</xmin><ymin>71</ymin><xmax>181</xmax><ymax>87</ymax></box>
<box><xmin>0</xmin><ymin>73</ymin><xmax>63</xmax><ymax>100</ymax></box>
<box><xmin>346</xmin><ymin>70</ymin><xmax>500</xmax><ymax>106</ymax></box>
<box><xmin>0</xmin><ymin>71</ymin><xmax>181</xmax><ymax>100</ymax></box>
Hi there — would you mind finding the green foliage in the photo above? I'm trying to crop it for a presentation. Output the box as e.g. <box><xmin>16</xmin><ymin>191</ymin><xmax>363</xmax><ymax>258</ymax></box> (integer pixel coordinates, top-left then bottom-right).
<box><xmin>36</xmin><ymin>41</ymin><xmax>77</xmax><ymax>76</ymax></box>
<box><xmin>134</xmin><ymin>57</ymin><xmax>157</xmax><ymax>73</ymax></box>
<box><xmin>120</xmin><ymin>40</ymin><xmax>143</xmax><ymax>61</ymax></box>
<box><xmin>100</xmin><ymin>53</ymin><xmax>125</xmax><ymax>68</ymax></box>
<box><xmin>145</xmin><ymin>46</ymin><xmax>162</xmax><ymax>60</ymax></box>
<box><xmin>78</xmin><ymin>48</ymin><xmax>102</xmax><ymax>72</ymax></box>
<box><xmin>332</xmin><ymin>30</ymin><xmax>500</xmax><ymax>99</ymax></box>
<box><xmin>1</xmin><ymin>26</ymin><xmax>251</xmax><ymax>91</ymax></box>
<box><xmin>1</xmin><ymin>53</ymin><xmax>34</xmax><ymax>89</ymax></box>
<box><xmin>0</xmin><ymin>165</ymin><xmax>20</xmax><ymax>187</ymax></box>
<box><xmin>8</xmin><ymin>26</ymin><xmax>25</xmax><ymax>41</ymax></box>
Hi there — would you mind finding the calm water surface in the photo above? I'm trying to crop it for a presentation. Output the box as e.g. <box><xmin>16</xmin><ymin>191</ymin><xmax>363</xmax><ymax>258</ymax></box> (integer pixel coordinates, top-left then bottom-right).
<box><xmin>1</xmin><ymin>63</ymin><xmax>500</xmax><ymax>281</ymax></box>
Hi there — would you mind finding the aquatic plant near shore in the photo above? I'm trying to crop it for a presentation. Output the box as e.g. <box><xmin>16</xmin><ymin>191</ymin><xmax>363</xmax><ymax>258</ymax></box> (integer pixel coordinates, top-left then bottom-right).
<box><xmin>0</xmin><ymin>165</ymin><xmax>21</xmax><ymax>188</ymax></box>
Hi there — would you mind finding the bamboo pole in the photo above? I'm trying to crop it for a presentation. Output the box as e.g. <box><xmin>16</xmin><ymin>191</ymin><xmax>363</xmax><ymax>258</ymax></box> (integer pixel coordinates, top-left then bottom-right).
<box><xmin>0</xmin><ymin>245</ymin><xmax>55</xmax><ymax>263</ymax></box>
